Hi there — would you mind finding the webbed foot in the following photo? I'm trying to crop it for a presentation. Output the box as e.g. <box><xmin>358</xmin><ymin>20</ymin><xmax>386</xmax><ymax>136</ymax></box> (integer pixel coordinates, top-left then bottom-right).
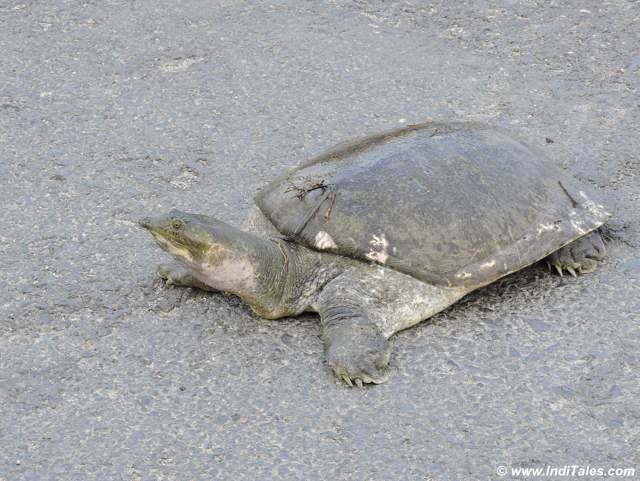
<box><xmin>547</xmin><ymin>231</ymin><xmax>606</xmax><ymax>277</ymax></box>
<box><xmin>323</xmin><ymin>323</ymin><xmax>392</xmax><ymax>387</ymax></box>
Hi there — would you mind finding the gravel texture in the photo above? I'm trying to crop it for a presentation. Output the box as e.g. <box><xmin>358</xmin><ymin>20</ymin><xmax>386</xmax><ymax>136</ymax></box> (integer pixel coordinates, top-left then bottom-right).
<box><xmin>1</xmin><ymin>1</ymin><xmax>638</xmax><ymax>480</ymax></box>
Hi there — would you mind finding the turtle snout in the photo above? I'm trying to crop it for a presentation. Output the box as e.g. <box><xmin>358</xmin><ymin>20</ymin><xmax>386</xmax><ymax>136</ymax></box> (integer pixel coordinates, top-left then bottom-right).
<box><xmin>138</xmin><ymin>217</ymin><xmax>153</xmax><ymax>230</ymax></box>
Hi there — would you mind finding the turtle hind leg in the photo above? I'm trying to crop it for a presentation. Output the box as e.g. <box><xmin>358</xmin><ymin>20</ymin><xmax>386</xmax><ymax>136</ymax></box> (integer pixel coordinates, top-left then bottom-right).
<box><xmin>157</xmin><ymin>263</ymin><xmax>217</xmax><ymax>292</ymax></box>
<box><xmin>317</xmin><ymin>272</ymin><xmax>392</xmax><ymax>387</ymax></box>
<box><xmin>547</xmin><ymin>231</ymin><xmax>606</xmax><ymax>277</ymax></box>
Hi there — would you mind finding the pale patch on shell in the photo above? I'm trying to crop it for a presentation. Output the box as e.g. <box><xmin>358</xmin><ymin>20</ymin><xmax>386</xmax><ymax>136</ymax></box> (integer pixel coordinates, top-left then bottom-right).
<box><xmin>456</xmin><ymin>271</ymin><xmax>472</xmax><ymax>279</ymax></box>
<box><xmin>578</xmin><ymin>191</ymin><xmax>611</xmax><ymax>218</ymax></box>
<box><xmin>537</xmin><ymin>222</ymin><xmax>561</xmax><ymax>236</ymax></box>
<box><xmin>365</xmin><ymin>234</ymin><xmax>390</xmax><ymax>264</ymax></box>
<box><xmin>568</xmin><ymin>209</ymin><xmax>588</xmax><ymax>235</ymax></box>
<box><xmin>480</xmin><ymin>260</ymin><xmax>496</xmax><ymax>269</ymax></box>
<box><xmin>314</xmin><ymin>231</ymin><xmax>337</xmax><ymax>250</ymax></box>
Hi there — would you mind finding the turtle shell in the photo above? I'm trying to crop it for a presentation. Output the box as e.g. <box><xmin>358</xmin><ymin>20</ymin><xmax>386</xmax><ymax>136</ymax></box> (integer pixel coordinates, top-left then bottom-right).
<box><xmin>255</xmin><ymin>122</ymin><xmax>610</xmax><ymax>288</ymax></box>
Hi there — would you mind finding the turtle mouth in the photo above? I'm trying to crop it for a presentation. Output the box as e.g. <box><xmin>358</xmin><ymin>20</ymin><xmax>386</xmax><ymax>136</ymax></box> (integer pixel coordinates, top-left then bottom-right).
<box><xmin>151</xmin><ymin>231</ymin><xmax>199</xmax><ymax>264</ymax></box>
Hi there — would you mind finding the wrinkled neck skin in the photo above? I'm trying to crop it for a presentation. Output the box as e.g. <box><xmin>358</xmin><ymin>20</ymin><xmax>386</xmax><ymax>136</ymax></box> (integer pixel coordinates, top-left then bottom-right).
<box><xmin>175</xmin><ymin>228</ymin><xmax>342</xmax><ymax>319</ymax></box>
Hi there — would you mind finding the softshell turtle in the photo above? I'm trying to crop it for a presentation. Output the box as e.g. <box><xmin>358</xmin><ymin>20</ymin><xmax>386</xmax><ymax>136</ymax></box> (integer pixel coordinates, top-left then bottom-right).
<box><xmin>139</xmin><ymin>122</ymin><xmax>610</xmax><ymax>386</ymax></box>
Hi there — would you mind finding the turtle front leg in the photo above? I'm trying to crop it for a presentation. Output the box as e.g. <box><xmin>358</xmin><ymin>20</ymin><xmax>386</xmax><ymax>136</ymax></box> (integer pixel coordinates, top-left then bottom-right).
<box><xmin>317</xmin><ymin>272</ymin><xmax>392</xmax><ymax>387</ymax></box>
<box><xmin>157</xmin><ymin>263</ymin><xmax>218</xmax><ymax>292</ymax></box>
<box><xmin>547</xmin><ymin>231</ymin><xmax>606</xmax><ymax>277</ymax></box>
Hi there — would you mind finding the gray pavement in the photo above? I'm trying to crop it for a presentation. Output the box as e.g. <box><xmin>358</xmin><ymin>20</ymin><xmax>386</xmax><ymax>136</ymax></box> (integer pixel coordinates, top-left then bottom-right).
<box><xmin>1</xmin><ymin>1</ymin><xmax>639</xmax><ymax>480</ymax></box>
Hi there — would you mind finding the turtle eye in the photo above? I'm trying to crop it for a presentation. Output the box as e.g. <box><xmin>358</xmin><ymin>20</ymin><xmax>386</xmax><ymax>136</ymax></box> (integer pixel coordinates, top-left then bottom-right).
<box><xmin>170</xmin><ymin>219</ymin><xmax>184</xmax><ymax>230</ymax></box>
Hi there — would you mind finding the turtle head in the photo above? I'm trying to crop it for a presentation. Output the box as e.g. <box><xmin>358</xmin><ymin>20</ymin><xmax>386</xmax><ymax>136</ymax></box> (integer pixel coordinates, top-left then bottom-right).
<box><xmin>139</xmin><ymin>210</ymin><xmax>223</xmax><ymax>266</ymax></box>
<box><xmin>139</xmin><ymin>209</ymin><xmax>327</xmax><ymax>319</ymax></box>
<box><xmin>139</xmin><ymin>210</ymin><xmax>283</xmax><ymax>308</ymax></box>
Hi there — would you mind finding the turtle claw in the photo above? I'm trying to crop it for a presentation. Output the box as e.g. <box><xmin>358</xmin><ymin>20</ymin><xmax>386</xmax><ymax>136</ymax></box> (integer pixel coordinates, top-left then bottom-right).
<box><xmin>342</xmin><ymin>375</ymin><xmax>353</xmax><ymax>387</ymax></box>
<box><xmin>337</xmin><ymin>371</ymin><xmax>389</xmax><ymax>387</ymax></box>
<box><xmin>333</xmin><ymin>364</ymin><xmax>390</xmax><ymax>387</ymax></box>
<box><xmin>547</xmin><ymin>232</ymin><xmax>606</xmax><ymax>279</ymax></box>
<box><xmin>555</xmin><ymin>265</ymin><xmax>563</xmax><ymax>277</ymax></box>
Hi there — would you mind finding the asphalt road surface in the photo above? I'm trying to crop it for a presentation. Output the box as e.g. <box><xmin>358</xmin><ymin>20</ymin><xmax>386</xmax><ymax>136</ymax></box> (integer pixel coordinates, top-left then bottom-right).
<box><xmin>1</xmin><ymin>1</ymin><xmax>639</xmax><ymax>480</ymax></box>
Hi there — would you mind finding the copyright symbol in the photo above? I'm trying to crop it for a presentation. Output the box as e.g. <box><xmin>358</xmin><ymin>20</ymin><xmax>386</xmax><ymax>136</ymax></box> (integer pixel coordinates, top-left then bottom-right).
<box><xmin>496</xmin><ymin>465</ymin><xmax>508</xmax><ymax>477</ymax></box>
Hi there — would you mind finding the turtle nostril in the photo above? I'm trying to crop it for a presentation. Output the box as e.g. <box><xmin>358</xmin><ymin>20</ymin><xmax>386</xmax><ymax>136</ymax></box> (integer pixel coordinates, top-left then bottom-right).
<box><xmin>138</xmin><ymin>218</ymin><xmax>152</xmax><ymax>229</ymax></box>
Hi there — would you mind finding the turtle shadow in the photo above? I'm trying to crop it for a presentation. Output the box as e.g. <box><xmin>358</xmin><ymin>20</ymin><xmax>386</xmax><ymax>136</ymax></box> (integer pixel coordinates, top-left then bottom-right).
<box><xmin>424</xmin><ymin>261</ymin><xmax>561</xmax><ymax>329</ymax></box>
